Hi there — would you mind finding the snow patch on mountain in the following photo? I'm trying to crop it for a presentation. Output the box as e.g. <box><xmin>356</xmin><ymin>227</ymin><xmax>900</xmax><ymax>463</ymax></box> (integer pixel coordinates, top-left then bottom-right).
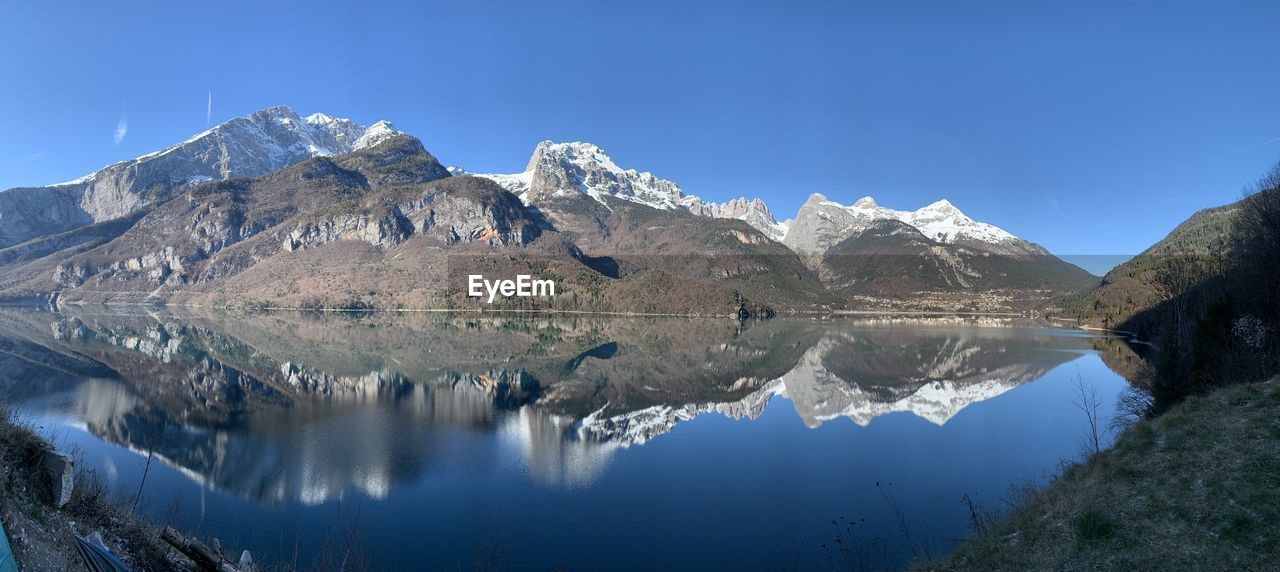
<box><xmin>474</xmin><ymin>170</ymin><xmax>534</xmax><ymax>197</ymax></box>
<box><xmin>50</xmin><ymin>173</ymin><xmax>96</xmax><ymax>187</ymax></box>
<box><xmin>905</xmin><ymin>199</ymin><xmax>1017</xmax><ymax>245</ymax></box>
<box><xmin>818</xmin><ymin>195</ymin><xmax>1015</xmax><ymax>245</ymax></box>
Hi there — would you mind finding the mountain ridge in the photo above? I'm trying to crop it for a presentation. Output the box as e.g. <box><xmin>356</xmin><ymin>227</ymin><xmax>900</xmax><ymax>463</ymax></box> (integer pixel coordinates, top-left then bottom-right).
<box><xmin>467</xmin><ymin>141</ymin><xmax>1061</xmax><ymax>257</ymax></box>
<box><xmin>470</xmin><ymin>141</ymin><xmax>790</xmax><ymax>241</ymax></box>
<box><xmin>1072</xmin><ymin>201</ymin><xmax>1239</xmax><ymax>329</ymax></box>
<box><xmin>0</xmin><ymin>105</ymin><xmax>1097</xmax><ymax>313</ymax></box>
<box><xmin>783</xmin><ymin>192</ymin><xmax>1042</xmax><ymax>258</ymax></box>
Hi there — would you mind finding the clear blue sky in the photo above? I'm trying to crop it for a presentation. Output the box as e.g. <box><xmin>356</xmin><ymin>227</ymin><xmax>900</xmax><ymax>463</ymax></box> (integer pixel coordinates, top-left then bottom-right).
<box><xmin>2</xmin><ymin>1</ymin><xmax>1279</xmax><ymax>263</ymax></box>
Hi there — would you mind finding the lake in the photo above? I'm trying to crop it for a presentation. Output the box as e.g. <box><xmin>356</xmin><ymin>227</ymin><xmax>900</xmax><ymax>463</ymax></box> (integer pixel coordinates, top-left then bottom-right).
<box><xmin>0</xmin><ymin>308</ymin><xmax>1139</xmax><ymax>570</ymax></box>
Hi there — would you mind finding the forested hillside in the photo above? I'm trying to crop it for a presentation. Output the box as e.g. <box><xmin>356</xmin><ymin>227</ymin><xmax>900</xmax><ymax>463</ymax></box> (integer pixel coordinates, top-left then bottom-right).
<box><xmin>1076</xmin><ymin>164</ymin><xmax>1280</xmax><ymax>411</ymax></box>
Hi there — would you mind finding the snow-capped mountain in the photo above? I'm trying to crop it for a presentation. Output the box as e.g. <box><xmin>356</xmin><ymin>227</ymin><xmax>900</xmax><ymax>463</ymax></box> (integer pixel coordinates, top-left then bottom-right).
<box><xmin>0</xmin><ymin>106</ymin><xmax>400</xmax><ymax>250</ymax></box>
<box><xmin>57</xmin><ymin>106</ymin><xmax>400</xmax><ymax>191</ymax></box>
<box><xmin>783</xmin><ymin>193</ymin><xmax>1041</xmax><ymax>257</ymax></box>
<box><xmin>472</xmin><ymin>141</ymin><xmax>788</xmax><ymax>240</ymax></box>
<box><xmin>800</xmin><ymin>193</ymin><xmax>1097</xmax><ymax>296</ymax></box>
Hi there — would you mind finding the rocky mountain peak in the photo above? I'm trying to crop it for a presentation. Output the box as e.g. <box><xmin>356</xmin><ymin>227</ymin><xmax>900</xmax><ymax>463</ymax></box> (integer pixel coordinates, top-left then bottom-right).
<box><xmin>353</xmin><ymin>120</ymin><xmax>400</xmax><ymax>150</ymax></box>
<box><xmin>919</xmin><ymin>198</ymin><xmax>958</xmax><ymax>213</ymax></box>
<box><xmin>474</xmin><ymin>141</ymin><xmax>788</xmax><ymax>240</ymax></box>
<box><xmin>469</xmin><ymin>140</ymin><xmax>675</xmax><ymax>207</ymax></box>
<box><xmin>303</xmin><ymin>111</ymin><xmax>337</xmax><ymax>124</ymax></box>
<box><xmin>527</xmin><ymin>140</ymin><xmax>612</xmax><ymax>170</ymax></box>
<box><xmin>0</xmin><ymin>107</ymin><xmax>403</xmax><ymax>250</ymax></box>
<box><xmin>59</xmin><ymin>105</ymin><xmax>400</xmax><ymax>187</ymax></box>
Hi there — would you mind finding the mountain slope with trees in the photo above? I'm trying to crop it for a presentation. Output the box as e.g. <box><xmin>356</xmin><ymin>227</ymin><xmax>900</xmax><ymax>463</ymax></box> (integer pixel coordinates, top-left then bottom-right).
<box><xmin>1073</xmin><ymin>202</ymin><xmax>1238</xmax><ymax>331</ymax></box>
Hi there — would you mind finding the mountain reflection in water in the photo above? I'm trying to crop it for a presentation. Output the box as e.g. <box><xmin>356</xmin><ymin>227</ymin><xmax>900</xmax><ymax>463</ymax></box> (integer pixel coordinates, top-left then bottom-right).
<box><xmin>0</xmin><ymin>308</ymin><xmax>1138</xmax><ymax>569</ymax></box>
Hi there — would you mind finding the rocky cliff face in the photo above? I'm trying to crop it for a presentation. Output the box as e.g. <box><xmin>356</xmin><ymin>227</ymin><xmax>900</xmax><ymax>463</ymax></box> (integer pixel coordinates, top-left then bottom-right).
<box><xmin>0</xmin><ymin>185</ymin><xmax>92</xmax><ymax>250</ymax></box>
<box><xmin>480</xmin><ymin>141</ymin><xmax>688</xmax><ymax>208</ymax></box>
<box><xmin>683</xmin><ymin>196</ymin><xmax>789</xmax><ymax>242</ymax></box>
<box><xmin>283</xmin><ymin>186</ymin><xmax>537</xmax><ymax>253</ymax></box>
<box><xmin>539</xmin><ymin>142</ymin><xmax>673</xmax><ymax>207</ymax></box>
<box><xmin>0</xmin><ymin>106</ymin><xmax>401</xmax><ymax>250</ymax></box>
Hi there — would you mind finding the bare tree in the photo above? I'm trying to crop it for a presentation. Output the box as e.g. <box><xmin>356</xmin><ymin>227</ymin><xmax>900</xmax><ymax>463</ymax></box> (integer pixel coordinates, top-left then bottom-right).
<box><xmin>1071</xmin><ymin>372</ymin><xmax>1107</xmax><ymax>457</ymax></box>
<box><xmin>1234</xmin><ymin>164</ymin><xmax>1280</xmax><ymax>323</ymax></box>
<box><xmin>130</xmin><ymin>445</ymin><xmax>155</xmax><ymax>515</ymax></box>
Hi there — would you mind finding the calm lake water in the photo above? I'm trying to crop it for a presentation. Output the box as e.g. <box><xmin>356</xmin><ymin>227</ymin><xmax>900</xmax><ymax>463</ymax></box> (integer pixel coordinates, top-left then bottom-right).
<box><xmin>0</xmin><ymin>309</ymin><xmax>1139</xmax><ymax>570</ymax></box>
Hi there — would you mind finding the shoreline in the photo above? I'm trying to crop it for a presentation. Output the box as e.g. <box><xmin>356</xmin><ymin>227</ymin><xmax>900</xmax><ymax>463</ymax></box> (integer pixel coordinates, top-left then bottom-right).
<box><xmin>1</xmin><ymin>299</ymin><xmax>1075</xmax><ymax>321</ymax></box>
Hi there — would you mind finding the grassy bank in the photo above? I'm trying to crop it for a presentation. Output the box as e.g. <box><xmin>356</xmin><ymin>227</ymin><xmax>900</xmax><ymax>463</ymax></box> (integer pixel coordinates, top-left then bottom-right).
<box><xmin>926</xmin><ymin>378</ymin><xmax>1280</xmax><ymax>570</ymax></box>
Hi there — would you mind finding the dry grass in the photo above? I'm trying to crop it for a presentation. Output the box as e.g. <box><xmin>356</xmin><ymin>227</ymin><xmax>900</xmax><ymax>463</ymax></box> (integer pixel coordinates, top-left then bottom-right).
<box><xmin>922</xmin><ymin>378</ymin><xmax>1280</xmax><ymax>571</ymax></box>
